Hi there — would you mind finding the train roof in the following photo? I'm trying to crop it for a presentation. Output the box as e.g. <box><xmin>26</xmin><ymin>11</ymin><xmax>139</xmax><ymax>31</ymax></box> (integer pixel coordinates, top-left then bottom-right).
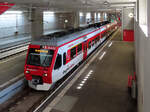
<box><xmin>31</xmin><ymin>21</ymin><xmax>110</xmax><ymax>47</ymax></box>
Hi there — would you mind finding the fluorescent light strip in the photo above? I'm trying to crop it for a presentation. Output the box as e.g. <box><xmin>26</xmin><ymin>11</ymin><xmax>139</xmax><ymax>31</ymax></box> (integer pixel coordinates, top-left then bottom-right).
<box><xmin>43</xmin><ymin>11</ymin><xmax>54</xmax><ymax>14</ymax></box>
<box><xmin>99</xmin><ymin>51</ymin><xmax>106</xmax><ymax>60</ymax></box>
<box><xmin>4</xmin><ymin>11</ymin><xmax>23</xmax><ymax>14</ymax></box>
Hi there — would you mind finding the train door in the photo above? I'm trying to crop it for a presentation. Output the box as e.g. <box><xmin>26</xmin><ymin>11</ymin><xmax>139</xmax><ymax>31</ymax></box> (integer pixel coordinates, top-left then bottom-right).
<box><xmin>83</xmin><ymin>41</ymin><xmax>87</xmax><ymax>60</ymax></box>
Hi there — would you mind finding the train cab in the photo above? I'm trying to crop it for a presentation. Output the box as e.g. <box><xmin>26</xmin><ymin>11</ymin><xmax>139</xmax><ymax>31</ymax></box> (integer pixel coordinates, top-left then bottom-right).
<box><xmin>24</xmin><ymin>44</ymin><xmax>57</xmax><ymax>90</ymax></box>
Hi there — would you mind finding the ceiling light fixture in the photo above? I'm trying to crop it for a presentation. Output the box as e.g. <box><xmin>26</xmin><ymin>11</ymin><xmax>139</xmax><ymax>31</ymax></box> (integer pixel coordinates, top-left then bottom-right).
<box><xmin>103</xmin><ymin>1</ymin><xmax>109</xmax><ymax>5</ymax></box>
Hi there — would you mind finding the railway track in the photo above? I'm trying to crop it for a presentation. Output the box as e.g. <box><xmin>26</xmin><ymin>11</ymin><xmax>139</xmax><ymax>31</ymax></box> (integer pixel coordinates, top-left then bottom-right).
<box><xmin>0</xmin><ymin>64</ymin><xmax>80</xmax><ymax>112</ymax></box>
<box><xmin>0</xmin><ymin>29</ymin><xmax>120</xmax><ymax>112</ymax></box>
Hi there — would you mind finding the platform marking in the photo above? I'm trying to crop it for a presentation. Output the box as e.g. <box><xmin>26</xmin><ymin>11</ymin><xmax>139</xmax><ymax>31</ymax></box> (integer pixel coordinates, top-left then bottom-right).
<box><xmin>83</xmin><ymin>78</ymin><xmax>87</xmax><ymax>81</ymax></box>
<box><xmin>85</xmin><ymin>76</ymin><xmax>89</xmax><ymax>79</ymax></box>
<box><xmin>99</xmin><ymin>51</ymin><xmax>106</xmax><ymax>60</ymax></box>
<box><xmin>79</xmin><ymin>83</ymin><xmax>84</xmax><ymax>86</ymax></box>
<box><xmin>108</xmin><ymin>42</ymin><xmax>113</xmax><ymax>47</ymax></box>
<box><xmin>76</xmin><ymin>86</ymin><xmax>82</xmax><ymax>90</ymax></box>
<box><xmin>81</xmin><ymin>81</ymin><xmax>86</xmax><ymax>84</ymax></box>
<box><xmin>41</xmin><ymin>28</ymin><xmax>120</xmax><ymax>112</ymax></box>
<box><xmin>76</xmin><ymin>70</ymin><xmax>93</xmax><ymax>90</ymax></box>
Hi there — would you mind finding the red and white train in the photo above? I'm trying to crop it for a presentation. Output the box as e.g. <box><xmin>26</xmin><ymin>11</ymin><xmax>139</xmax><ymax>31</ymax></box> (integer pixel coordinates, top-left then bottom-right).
<box><xmin>24</xmin><ymin>21</ymin><xmax>118</xmax><ymax>90</ymax></box>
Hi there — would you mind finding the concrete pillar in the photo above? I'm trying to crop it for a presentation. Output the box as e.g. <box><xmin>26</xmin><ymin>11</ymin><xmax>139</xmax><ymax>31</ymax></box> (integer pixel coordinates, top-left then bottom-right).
<box><xmin>147</xmin><ymin>0</ymin><xmax>150</xmax><ymax>37</ymax></box>
<box><xmin>31</xmin><ymin>8</ymin><xmax>43</xmax><ymax>40</ymax></box>
<box><xmin>73</xmin><ymin>12</ymin><xmax>80</xmax><ymax>28</ymax></box>
<box><xmin>100</xmin><ymin>12</ymin><xmax>104</xmax><ymax>22</ymax></box>
<box><xmin>107</xmin><ymin>13</ymin><xmax>112</xmax><ymax>22</ymax></box>
<box><xmin>91</xmin><ymin>12</ymin><xmax>95</xmax><ymax>24</ymax></box>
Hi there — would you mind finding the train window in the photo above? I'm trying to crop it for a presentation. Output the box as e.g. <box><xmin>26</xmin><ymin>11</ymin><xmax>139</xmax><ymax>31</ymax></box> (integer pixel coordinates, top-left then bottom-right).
<box><xmin>63</xmin><ymin>53</ymin><xmax>66</xmax><ymax>65</ymax></box>
<box><xmin>101</xmin><ymin>33</ymin><xmax>103</xmax><ymax>37</ymax></box>
<box><xmin>70</xmin><ymin>47</ymin><xmax>76</xmax><ymax>59</ymax></box>
<box><xmin>88</xmin><ymin>41</ymin><xmax>91</xmax><ymax>49</ymax></box>
<box><xmin>95</xmin><ymin>38</ymin><xmax>97</xmax><ymax>44</ymax></box>
<box><xmin>92</xmin><ymin>40</ymin><xmax>95</xmax><ymax>46</ymax></box>
<box><xmin>96</xmin><ymin>36</ymin><xmax>99</xmax><ymax>41</ymax></box>
<box><xmin>54</xmin><ymin>54</ymin><xmax>62</xmax><ymax>70</ymax></box>
<box><xmin>27</xmin><ymin>48</ymin><xmax>54</xmax><ymax>67</ymax></box>
<box><xmin>77</xmin><ymin>44</ymin><xmax>82</xmax><ymax>54</ymax></box>
<box><xmin>102</xmin><ymin>32</ymin><xmax>105</xmax><ymax>37</ymax></box>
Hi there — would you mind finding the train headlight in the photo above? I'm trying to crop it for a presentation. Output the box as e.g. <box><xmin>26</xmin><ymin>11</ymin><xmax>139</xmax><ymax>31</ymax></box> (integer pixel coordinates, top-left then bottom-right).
<box><xmin>43</xmin><ymin>74</ymin><xmax>48</xmax><ymax>77</ymax></box>
<box><xmin>26</xmin><ymin>71</ymin><xmax>30</xmax><ymax>74</ymax></box>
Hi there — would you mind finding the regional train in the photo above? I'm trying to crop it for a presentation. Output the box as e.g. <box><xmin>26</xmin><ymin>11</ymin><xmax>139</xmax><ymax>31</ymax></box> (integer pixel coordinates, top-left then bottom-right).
<box><xmin>24</xmin><ymin>21</ymin><xmax>118</xmax><ymax>90</ymax></box>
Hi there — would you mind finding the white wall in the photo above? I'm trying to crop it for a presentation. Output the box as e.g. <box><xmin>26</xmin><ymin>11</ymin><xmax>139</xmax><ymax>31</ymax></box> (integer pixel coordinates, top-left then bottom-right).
<box><xmin>134</xmin><ymin>22</ymin><xmax>145</xmax><ymax>112</ymax></box>
<box><xmin>134</xmin><ymin>0</ymin><xmax>150</xmax><ymax>112</ymax></box>
<box><xmin>134</xmin><ymin>21</ymin><xmax>150</xmax><ymax>112</ymax></box>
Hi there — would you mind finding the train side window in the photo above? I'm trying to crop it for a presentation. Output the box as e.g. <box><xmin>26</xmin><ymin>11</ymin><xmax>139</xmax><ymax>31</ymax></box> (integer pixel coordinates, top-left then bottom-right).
<box><xmin>77</xmin><ymin>44</ymin><xmax>82</xmax><ymax>54</ymax></box>
<box><xmin>95</xmin><ymin>38</ymin><xmax>97</xmax><ymax>44</ymax></box>
<box><xmin>54</xmin><ymin>54</ymin><xmax>62</xmax><ymax>70</ymax></box>
<box><xmin>102</xmin><ymin>32</ymin><xmax>105</xmax><ymax>37</ymax></box>
<box><xmin>92</xmin><ymin>40</ymin><xmax>95</xmax><ymax>46</ymax></box>
<box><xmin>70</xmin><ymin>47</ymin><xmax>76</xmax><ymax>60</ymax></box>
<box><xmin>97</xmin><ymin>36</ymin><xmax>99</xmax><ymax>41</ymax></box>
<box><xmin>88</xmin><ymin>41</ymin><xmax>91</xmax><ymax>49</ymax></box>
<box><xmin>63</xmin><ymin>53</ymin><xmax>66</xmax><ymax>65</ymax></box>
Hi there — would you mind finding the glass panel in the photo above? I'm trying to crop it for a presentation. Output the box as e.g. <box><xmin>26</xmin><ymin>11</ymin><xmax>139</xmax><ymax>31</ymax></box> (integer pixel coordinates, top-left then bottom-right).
<box><xmin>27</xmin><ymin>48</ymin><xmax>54</xmax><ymax>67</ymax></box>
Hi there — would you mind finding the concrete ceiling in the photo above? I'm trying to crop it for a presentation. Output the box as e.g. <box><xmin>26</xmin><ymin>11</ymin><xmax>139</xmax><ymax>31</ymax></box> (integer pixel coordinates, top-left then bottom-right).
<box><xmin>1</xmin><ymin>0</ymin><xmax>136</xmax><ymax>11</ymax></box>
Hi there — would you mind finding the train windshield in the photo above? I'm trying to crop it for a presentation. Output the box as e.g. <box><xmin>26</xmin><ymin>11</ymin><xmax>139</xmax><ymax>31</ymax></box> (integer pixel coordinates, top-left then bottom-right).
<box><xmin>27</xmin><ymin>48</ymin><xmax>54</xmax><ymax>67</ymax></box>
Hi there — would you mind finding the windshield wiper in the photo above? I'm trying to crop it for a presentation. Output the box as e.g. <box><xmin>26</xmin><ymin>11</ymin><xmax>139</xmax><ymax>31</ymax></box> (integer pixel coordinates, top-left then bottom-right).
<box><xmin>42</xmin><ymin>56</ymin><xmax>48</xmax><ymax>67</ymax></box>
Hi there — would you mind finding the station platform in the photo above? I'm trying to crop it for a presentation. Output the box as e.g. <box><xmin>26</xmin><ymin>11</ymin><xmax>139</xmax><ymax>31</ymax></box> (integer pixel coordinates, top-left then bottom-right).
<box><xmin>43</xmin><ymin>30</ymin><xmax>137</xmax><ymax>112</ymax></box>
<box><xmin>0</xmin><ymin>29</ymin><xmax>64</xmax><ymax>50</ymax></box>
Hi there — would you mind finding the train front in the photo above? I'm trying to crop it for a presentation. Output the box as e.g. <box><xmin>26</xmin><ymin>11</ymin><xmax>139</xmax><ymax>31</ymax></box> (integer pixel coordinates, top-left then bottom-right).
<box><xmin>24</xmin><ymin>44</ymin><xmax>56</xmax><ymax>91</ymax></box>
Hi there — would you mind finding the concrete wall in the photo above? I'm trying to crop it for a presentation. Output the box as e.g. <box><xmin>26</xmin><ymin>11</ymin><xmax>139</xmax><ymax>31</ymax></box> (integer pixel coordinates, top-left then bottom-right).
<box><xmin>134</xmin><ymin>22</ymin><xmax>144</xmax><ymax>112</ymax></box>
<box><xmin>44</xmin><ymin>12</ymin><xmax>78</xmax><ymax>31</ymax></box>
<box><xmin>134</xmin><ymin>0</ymin><xmax>150</xmax><ymax>112</ymax></box>
<box><xmin>0</xmin><ymin>11</ymin><xmax>80</xmax><ymax>38</ymax></box>
<box><xmin>0</xmin><ymin>11</ymin><xmax>82</xmax><ymax>38</ymax></box>
<box><xmin>134</xmin><ymin>21</ymin><xmax>150</xmax><ymax>112</ymax></box>
<box><xmin>0</xmin><ymin>12</ymin><xmax>31</xmax><ymax>38</ymax></box>
<box><xmin>0</xmin><ymin>11</ymin><xmax>106</xmax><ymax>38</ymax></box>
